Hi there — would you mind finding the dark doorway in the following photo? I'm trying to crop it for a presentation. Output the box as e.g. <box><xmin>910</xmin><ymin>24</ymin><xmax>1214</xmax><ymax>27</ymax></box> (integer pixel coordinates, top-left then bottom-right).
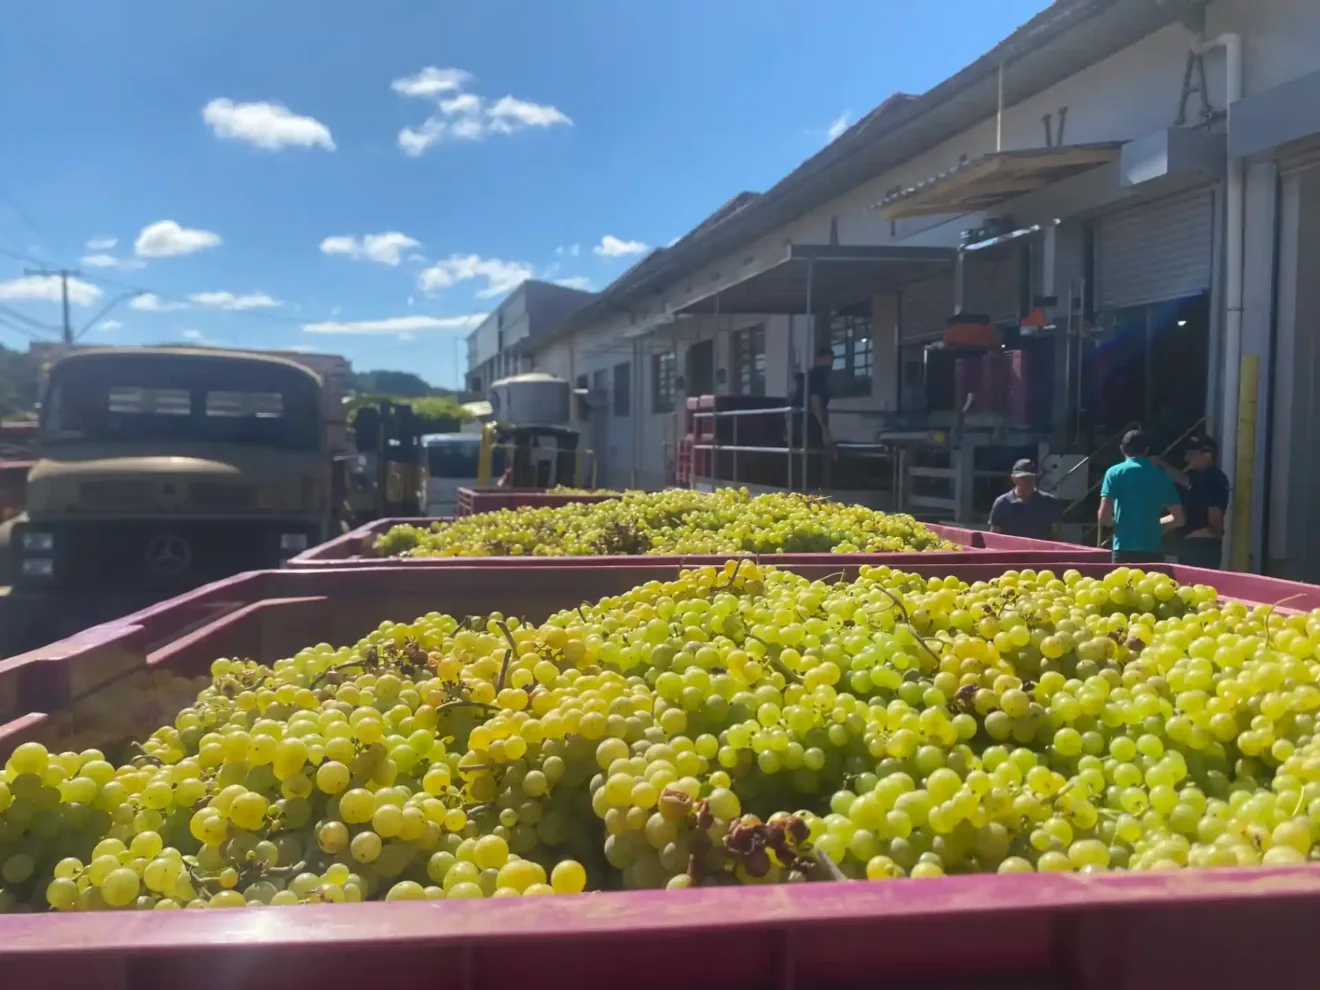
<box><xmin>686</xmin><ymin>340</ymin><xmax>715</xmax><ymax>396</ymax></box>
<box><xmin>1081</xmin><ymin>292</ymin><xmax>1210</xmax><ymax>449</ymax></box>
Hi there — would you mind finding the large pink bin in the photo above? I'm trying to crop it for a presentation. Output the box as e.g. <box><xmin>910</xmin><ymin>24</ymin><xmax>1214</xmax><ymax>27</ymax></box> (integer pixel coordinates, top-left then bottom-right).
<box><xmin>3</xmin><ymin>559</ymin><xmax>1319</xmax><ymax>989</ymax></box>
<box><xmin>288</xmin><ymin>517</ymin><xmax>1109</xmax><ymax>568</ymax></box>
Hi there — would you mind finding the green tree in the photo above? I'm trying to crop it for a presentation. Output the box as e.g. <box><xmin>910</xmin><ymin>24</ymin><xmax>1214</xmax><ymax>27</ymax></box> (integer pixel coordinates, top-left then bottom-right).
<box><xmin>0</xmin><ymin>345</ymin><xmax>39</xmax><ymax>419</ymax></box>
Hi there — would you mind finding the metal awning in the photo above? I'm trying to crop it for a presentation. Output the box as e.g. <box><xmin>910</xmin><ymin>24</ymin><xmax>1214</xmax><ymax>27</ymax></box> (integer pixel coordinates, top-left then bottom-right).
<box><xmin>675</xmin><ymin>244</ymin><xmax>955</xmax><ymax>316</ymax></box>
<box><xmin>879</xmin><ymin>143</ymin><xmax>1124</xmax><ymax>220</ymax></box>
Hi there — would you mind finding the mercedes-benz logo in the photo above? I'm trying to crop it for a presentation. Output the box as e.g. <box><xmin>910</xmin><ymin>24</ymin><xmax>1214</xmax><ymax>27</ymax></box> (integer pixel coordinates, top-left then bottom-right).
<box><xmin>144</xmin><ymin>534</ymin><xmax>191</xmax><ymax>575</ymax></box>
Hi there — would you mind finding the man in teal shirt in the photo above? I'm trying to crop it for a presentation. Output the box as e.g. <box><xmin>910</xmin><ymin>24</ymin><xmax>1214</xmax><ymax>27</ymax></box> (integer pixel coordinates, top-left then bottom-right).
<box><xmin>1099</xmin><ymin>430</ymin><xmax>1185</xmax><ymax>563</ymax></box>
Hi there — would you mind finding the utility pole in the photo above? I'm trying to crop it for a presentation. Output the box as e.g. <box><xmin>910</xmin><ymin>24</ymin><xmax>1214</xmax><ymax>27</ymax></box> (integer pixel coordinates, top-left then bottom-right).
<box><xmin>24</xmin><ymin>267</ymin><xmax>80</xmax><ymax>344</ymax></box>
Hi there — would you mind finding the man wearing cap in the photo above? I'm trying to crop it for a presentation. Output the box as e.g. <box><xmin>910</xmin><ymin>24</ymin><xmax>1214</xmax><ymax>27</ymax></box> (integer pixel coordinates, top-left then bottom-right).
<box><xmin>1099</xmin><ymin>430</ymin><xmax>1185</xmax><ymax>564</ymax></box>
<box><xmin>1151</xmin><ymin>435</ymin><xmax>1230</xmax><ymax>568</ymax></box>
<box><xmin>989</xmin><ymin>459</ymin><xmax>1062</xmax><ymax>540</ymax></box>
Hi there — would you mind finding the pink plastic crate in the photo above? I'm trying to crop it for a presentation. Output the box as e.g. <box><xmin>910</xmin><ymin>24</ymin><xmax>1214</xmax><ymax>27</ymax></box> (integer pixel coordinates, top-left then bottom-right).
<box><xmin>288</xmin><ymin>518</ymin><xmax>1110</xmax><ymax>567</ymax></box>
<box><xmin>4</xmin><ymin>558</ymin><xmax>1320</xmax><ymax>987</ymax></box>
<box><xmin>6</xmin><ymin>864</ymin><xmax>1320</xmax><ymax>990</ymax></box>
<box><xmin>456</xmin><ymin>488</ymin><xmax>622</xmax><ymax>517</ymax></box>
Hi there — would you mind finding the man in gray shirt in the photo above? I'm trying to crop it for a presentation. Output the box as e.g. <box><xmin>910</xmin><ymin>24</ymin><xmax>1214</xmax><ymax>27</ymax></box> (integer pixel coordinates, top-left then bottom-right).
<box><xmin>989</xmin><ymin>459</ymin><xmax>1063</xmax><ymax>540</ymax></box>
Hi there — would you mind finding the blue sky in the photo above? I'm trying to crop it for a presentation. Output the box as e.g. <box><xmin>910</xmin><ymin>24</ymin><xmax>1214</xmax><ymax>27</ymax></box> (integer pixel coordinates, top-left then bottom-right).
<box><xmin>0</xmin><ymin>0</ymin><xmax>1046</xmax><ymax>388</ymax></box>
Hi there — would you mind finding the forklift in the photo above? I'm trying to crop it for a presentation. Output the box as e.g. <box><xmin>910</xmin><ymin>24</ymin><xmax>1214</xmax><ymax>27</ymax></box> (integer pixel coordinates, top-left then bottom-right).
<box><xmin>348</xmin><ymin>400</ymin><xmax>425</xmax><ymax>522</ymax></box>
<box><xmin>475</xmin><ymin>422</ymin><xmax>590</xmax><ymax>489</ymax></box>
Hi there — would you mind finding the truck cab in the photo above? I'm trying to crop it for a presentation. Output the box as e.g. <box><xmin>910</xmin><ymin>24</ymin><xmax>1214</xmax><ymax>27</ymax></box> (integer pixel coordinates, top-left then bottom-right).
<box><xmin>3</xmin><ymin>347</ymin><xmax>332</xmax><ymax>593</ymax></box>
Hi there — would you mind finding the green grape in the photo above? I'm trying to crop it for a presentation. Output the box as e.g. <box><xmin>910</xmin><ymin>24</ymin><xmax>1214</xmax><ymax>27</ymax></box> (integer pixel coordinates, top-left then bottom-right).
<box><xmin>6</xmin><ymin>557</ymin><xmax>1320</xmax><ymax>912</ymax></box>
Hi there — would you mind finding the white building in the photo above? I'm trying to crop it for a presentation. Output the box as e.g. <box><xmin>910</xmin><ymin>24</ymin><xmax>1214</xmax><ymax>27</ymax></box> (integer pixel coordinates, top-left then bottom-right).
<box><xmin>524</xmin><ymin>0</ymin><xmax>1320</xmax><ymax>580</ymax></box>
<box><xmin>465</xmin><ymin>280</ymin><xmax>595</xmax><ymax>395</ymax></box>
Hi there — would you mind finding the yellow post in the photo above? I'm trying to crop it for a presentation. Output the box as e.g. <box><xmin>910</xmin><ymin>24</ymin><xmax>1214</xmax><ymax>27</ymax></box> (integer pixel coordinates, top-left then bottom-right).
<box><xmin>1230</xmin><ymin>354</ymin><xmax>1259</xmax><ymax>572</ymax></box>
<box><xmin>477</xmin><ymin>422</ymin><xmax>495</xmax><ymax>487</ymax></box>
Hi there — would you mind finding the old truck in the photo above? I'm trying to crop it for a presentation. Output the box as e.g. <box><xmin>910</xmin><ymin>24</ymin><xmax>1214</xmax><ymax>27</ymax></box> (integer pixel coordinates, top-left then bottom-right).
<box><xmin>0</xmin><ymin>345</ymin><xmax>349</xmax><ymax>649</ymax></box>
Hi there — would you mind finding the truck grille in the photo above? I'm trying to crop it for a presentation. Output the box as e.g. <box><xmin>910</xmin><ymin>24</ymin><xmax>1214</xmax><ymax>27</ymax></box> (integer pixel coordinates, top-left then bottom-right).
<box><xmin>188</xmin><ymin>482</ymin><xmax>259</xmax><ymax>511</ymax></box>
<box><xmin>80</xmin><ymin>480</ymin><xmax>156</xmax><ymax>510</ymax></box>
<box><xmin>19</xmin><ymin>520</ymin><xmax>320</xmax><ymax>592</ymax></box>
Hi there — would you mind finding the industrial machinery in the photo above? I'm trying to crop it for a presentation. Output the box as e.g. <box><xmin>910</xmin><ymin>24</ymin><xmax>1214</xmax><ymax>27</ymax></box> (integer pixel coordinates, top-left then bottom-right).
<box><xmin>476</xmin><ymin>373</ymin><xmax>592</xmax><ymax>488</ymax></box>
<box><xmin>349</xmin><ymin>400</ymin><xmax>425</xmax><ymax>521</ymax></box>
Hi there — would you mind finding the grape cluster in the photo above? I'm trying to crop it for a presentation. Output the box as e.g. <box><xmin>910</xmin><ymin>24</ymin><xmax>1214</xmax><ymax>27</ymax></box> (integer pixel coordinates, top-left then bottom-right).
<box><xmin>3</xmin><ymin>561</ymin><xmax>1320</xmax><ymax>913</ymax></box>
<box><xmin>375</xmin><ymin>489</ymin><xmax>956</xmax><ymax>558</ymax></box>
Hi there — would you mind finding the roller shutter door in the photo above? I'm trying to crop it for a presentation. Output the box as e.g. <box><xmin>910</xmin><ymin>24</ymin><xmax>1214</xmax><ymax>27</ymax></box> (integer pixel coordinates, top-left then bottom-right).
<box><xmin>899</xmin><ymin>273</ymin><xmax>954</xmax><ymax>342</ymax></box>
<box><xmin>1096</xmin><ymin>189</ymin><xmax>1214</xmax><ymax>310</ymax></box>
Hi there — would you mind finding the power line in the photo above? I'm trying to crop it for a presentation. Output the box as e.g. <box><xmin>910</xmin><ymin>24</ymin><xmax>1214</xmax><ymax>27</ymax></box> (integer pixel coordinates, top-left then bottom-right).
<box><xmin>0</xmin><ymin>304</ymin><xmax>60</xmax><ymax>334</ymax></box>
<box><xmin>0</xmin><ymin>180</ymin><xmax>64</xmax><ymax>266</ymax></box>
<box><xmin>0</xmin><ymin>316</ymin><xmax>49</xmax><ymax>342</ymax></box>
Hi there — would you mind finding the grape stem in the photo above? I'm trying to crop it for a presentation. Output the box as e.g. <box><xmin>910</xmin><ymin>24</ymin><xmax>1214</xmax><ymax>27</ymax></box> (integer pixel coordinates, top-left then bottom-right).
<box><xmin>868</xmin><ymin>586</ymin><xmax>947</xmax><ymax>669</ymax></box>
<box><xmin>128</xmin><ymin>740</ymin><xmax>164</xmax><ymax>766</ymax></box>
<box><xmin>495</xmin><ymin>648</ymin><xmax>514</xmax><ymax>694</ymax></box>
<box><xmin>743</xmin><ymin>634</ymin><xmax>802</xmax><ymax>684</ymax></box>
<box><xmin>310</xmin><ymin>659</ymin><xmax>373</xmax><ymax>689</ymax></box>
<box><xmin>812</xmin><ymin>849</ymin><xmax>850</xmax><ymax>882</ymax></box>
<box><xmin>434</xmin><ymin>700</ymin><xmax>499</xmax><ymax>717</ymax></box>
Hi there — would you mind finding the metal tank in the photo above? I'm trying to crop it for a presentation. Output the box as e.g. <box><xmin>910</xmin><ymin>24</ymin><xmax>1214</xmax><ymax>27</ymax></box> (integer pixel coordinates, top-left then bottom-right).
<box><xmin>488</xmin><ymin>373</ymin><xmax>571</xmax><ymax>426</ymax></box>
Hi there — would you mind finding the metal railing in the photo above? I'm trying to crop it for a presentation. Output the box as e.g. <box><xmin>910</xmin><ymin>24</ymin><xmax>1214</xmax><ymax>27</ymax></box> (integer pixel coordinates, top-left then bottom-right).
<box><xmin>689</xmin><ymin>406</ymin><xmax>891</xmax><ymax>493</ymax></box>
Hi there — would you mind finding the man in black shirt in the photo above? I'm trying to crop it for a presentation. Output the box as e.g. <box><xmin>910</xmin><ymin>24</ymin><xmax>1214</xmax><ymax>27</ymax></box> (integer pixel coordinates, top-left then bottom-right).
<box><xmin>989</xmin><ymin>458</ymin><xmax>1062</xmax><ymax>540</ymax></box>
<box><xmin>790</xmin><ymin>346</ymin><xmax>834</xmax><ymax>451</ymax></box>
<box><xmin>1152</xmin><ymin>435</ymin><xmax>1230</xmax><ymax>568</ymax></box>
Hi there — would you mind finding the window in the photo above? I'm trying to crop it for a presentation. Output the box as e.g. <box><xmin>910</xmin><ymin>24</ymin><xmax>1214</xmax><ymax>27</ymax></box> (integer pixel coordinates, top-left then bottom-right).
<box><xmin>592</xmin><ymin>369</ymin><xmax>609</xmax><ymax>416</ymax></box>
<box><xmin>731</xmin><ymin>326</ymin><xmax>766</xmax><ymax>396</ymax></box>
<box><xmin>827</xmin><ymin>314</ymin><xmax>873</xmax><ymax>398</ymax></box>
<box><xmin>108</xmin><ymin>387</ymin><xmax>191</xmax><ymax>416</ymax></box>
<box><xmin>426</xmin><ymin>438</ymin><xmax>482</xmax><ymax>479</ymax></box>
<box><xmin>613</xmin><ymin>362</ymin><xmax>631</xmax><ymax>417</ymax></box>
<box><xmin>576</xmin><ymin>374</ymin><xmax>590</xmax><ymax>419</ymax></box>
<box><xmin>206</xmin><ymin>391</ymin><xmax>284</xmax><ymax>419</ymax></box>
<box><xmin>44</xmin><ymin>356</ymin><xmax>319</xmax><ymax>450</ymax></box>
<box><xmin>652</xmin><ymin>352</ymin><xmax>676</xmax><ymax>413</ymax></box>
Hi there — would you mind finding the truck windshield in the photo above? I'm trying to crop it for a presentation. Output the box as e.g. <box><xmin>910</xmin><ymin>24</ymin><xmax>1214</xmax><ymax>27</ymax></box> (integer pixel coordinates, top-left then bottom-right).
<box><xmin>426</xmin><ymin>438</ymin><xmax>481</xmax><ymax>478</ymax></box>
<box><xmin>41</xmin><ymin>353</ymin><xmax>322</xmax><ymax>450</ymax></box>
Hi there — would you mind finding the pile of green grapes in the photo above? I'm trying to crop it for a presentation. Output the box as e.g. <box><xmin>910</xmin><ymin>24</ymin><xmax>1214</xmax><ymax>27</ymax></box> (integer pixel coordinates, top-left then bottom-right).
<box><xmin>2</xmin><ymin>561</ymin><xmax>1319</xmax><ymax>913</ymax></box>
<box><xmin>375</xmin><ymin>488</ymin><xmax>956</xmax><ymax>558</ymax></box>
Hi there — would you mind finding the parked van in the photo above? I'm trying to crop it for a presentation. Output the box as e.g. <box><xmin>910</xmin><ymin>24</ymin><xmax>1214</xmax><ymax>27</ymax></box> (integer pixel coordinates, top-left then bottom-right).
<box><xmin>420</xmin><ymin>433</ymin><xmax>494</xmax><ymax>516</ymax></box>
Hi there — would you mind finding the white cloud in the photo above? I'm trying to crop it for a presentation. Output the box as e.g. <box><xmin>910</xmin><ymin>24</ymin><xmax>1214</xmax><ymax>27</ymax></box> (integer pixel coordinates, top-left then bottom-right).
<box><xmin>188</xmin><ymin>290</ymin><xmax>281</xmax><ymax>311</ymax></box>
<box><xmin>393</xmin><ymin>66</ymin><xmax>571</xmax><ymax>155</ymax></box>
<box><xmin>319</xmin><ymin>232</ymin><xmax>421</xmax><ymax>267</ymax></box>
<box><xmin>202</xmin><ymin>98</ymin><xmax>335</xmax><ymax>151</ymax></box>
<box><xmin>85</xmin><ymin>236</ymin><xmax>117</xmax><ymax>251</ymax></box>
<box><xmin>135</xmin><ymin>220</ymin><xmax>222</xmax><ymax>259</ymax></box>
<box><xmin>181</xmin><ymin>329</ymin><xmax>205</xmax><ymax>341</ymax></box>
<box><xmin>96</xmin><ymin>319</ymin><xmax>124</xmax><ymax>333</ymax></box>
<box><xmin>302</xmin><ymin>314</ymin><xmax>484</xmax><ymax>336</ymax></box>
<box><xmin>556</xmin><ymin>244</ymin><xmax>581</xmax><ymax>258</ymax></box>
<box><xmin>0</xmin><ymin>274</ymin><xmax>102</xmax><ymax>306</ymax></box>
<box><xmin>81</xmin><ymin>253</ymin><xmax>145</xmax><ymax>270</ymax></box>
<box><xmin>129</xmin><ymin>293</ymin><xmax>189</xmax><ymax>312</ymax></box>
<box><xmin>554</xmin><ymin>276</ymin><xmax>595</xmax><ymax>291</ymax></box>
<box><xmin>488</xmin><ymin>95</ymin><xmax>571</xmax><ymax>132</ymax></box>
<box><xmin>440</xmin><ymin>93</ymin><xmax>482</xmax><ymax>117</ymax></box>
<box><xmin>594</xmin><ymin>235</ymin><xmax>648</xmax><ymax>259</ymax></box>
<box><xmin>391</xmin><ymin>67</ymin><xmax>471</xmax><ymax>99</ymax></box>
<box><xmin>826</xmin><ymin>111</ymin><xmax>851</xmax><ymax>142</ymax></box>
<box><xmin>418</xmin><ymin>254</ymin><xmax>533</xmax><ymax>298</ymax></box>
